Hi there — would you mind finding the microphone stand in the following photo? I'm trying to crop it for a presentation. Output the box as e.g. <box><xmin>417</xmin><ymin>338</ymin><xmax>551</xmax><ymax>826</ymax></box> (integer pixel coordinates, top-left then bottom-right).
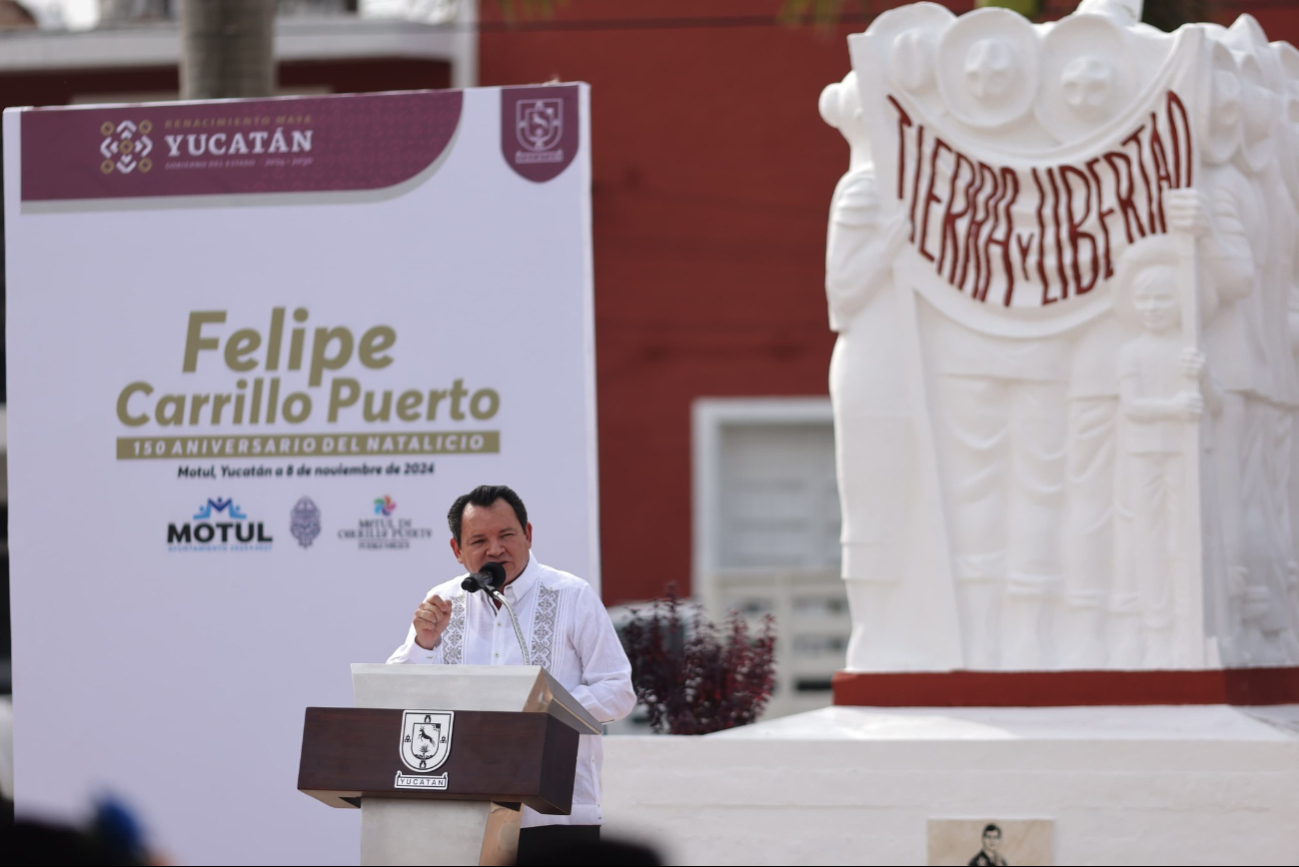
<box><xmin>463</xmin><ymin>571</ymin><xmax>531</xmax><ymax>666</ymax></box>
<box><xmin>487</xmin><ymin>586</ymin><xmax>531</xmax><ymax>667</ymax></box>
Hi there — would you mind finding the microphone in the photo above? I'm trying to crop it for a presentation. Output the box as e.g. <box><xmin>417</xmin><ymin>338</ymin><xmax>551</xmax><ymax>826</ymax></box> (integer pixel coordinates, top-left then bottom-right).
<box><xmin>460</xmin><ymin>561</ymin><xmax>531</xmax><ymax>666</ymax></box>
<box><xmin>461</xmin><ymin>561</ymin><xmax>507</xmax><ymax>594</ymax></box>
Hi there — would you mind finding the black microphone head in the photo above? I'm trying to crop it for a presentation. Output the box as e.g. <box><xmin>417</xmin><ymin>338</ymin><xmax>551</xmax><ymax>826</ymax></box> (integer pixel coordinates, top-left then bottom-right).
<box><xmin>481</xmin><ymin>561</ymin><xmax>507</xmax><ymax>590</ymax></box>
<box><xmin>461</xmin><ymin>574</ymin><xmax>484</xmax><ymax>593</ymax></box>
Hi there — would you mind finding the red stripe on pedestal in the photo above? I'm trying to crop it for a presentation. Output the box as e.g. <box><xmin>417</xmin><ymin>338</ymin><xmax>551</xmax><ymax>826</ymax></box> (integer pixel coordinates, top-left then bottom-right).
<box><xmin>831</xmin><ymin>667</ymin><xmax>1299</xmax><ymax>707</ymax></box>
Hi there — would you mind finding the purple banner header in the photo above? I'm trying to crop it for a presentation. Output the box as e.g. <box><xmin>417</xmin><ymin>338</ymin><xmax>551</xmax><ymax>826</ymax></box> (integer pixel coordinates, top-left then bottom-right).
<box><xmin>21</xmin><ymin>90</ymin><xmax>464</xmax><ymax>202</ymax></box>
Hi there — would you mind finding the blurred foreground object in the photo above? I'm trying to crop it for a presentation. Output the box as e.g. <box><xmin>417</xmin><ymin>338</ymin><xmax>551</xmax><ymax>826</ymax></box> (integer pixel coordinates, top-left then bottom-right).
<box><xmin>98</xmin><ymin>0</ymin><xmax>169</xmax><ymax>25</ymax></box>
<box><xmin>3</xmin><ymin>796</ymin><xmax>154</xmax><ymax>865</ymax></box>
<box><xmin>516</xmin><ymin>835</ymin><xmax>663</xmax><ymax>866</ymax></box>
<box><xmin>0</xmin><ymin>0</ymin><xmax>35</xmax><ymax>30</ymax></box>
<box><xmin>178</xmin><ymin>0</ymin><xmax>275</xmax><ymax>99</ymax></box>
<box><xmin>975</xmin><ymin>0</ymin><xmax>1041</xmax><ymax>18</ymax></box>
<box><xmin>621</xmin><ymin>586</ymin><xmax>776</xmax><ymax>734</ymax></box>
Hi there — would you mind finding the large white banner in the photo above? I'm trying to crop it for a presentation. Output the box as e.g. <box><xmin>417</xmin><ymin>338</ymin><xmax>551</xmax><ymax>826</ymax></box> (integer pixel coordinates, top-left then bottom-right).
<box><xmin>3</xmin><ymin>84</ymin><xmax>597</xmax><ymax>864</ymax></box>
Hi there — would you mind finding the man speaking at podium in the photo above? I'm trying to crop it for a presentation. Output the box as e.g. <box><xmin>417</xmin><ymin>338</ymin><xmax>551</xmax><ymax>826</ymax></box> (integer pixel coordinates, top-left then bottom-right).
<box><xmin>387</xmin><ymin>484</ymin><xmax>636</xmax><ymax>854</ymax></box>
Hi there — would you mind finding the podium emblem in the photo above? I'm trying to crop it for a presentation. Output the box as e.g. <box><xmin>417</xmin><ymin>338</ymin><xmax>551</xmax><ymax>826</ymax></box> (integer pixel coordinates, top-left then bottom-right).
<box><xmin>399</xmin><ymin>710</ymin><xmax>454</xmax><ymax>773</ymax></box>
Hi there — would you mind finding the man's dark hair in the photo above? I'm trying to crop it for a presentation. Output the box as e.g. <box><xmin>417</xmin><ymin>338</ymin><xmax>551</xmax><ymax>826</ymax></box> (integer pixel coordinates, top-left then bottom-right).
<box><xmin>447</xmin><ymin>485</ymin><xmax>528</xmax><ymax>542</ymax></box>
<box><xmin>983</xmin><ymin>824</ymin><xmax>1001</xmax><ymax>837</ymax></box>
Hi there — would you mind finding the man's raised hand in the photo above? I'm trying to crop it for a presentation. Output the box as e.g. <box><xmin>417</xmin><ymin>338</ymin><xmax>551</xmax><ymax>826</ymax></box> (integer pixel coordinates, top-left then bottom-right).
<box><xmin>413</xmin><ymin>595</ymin><xmax>453</xmax><ymax>650</ymax></box>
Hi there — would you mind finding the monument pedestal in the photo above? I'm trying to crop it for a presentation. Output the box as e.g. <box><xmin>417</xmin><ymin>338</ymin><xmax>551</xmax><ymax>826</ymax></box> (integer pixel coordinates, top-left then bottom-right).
<box><xmin>602</xmin><ymin>704</ymin><xmax>1299</xmax><ymax>865</ymax></box>
<box><xmin>831</xmin><ymin>666</ymin><xmax>1299</xmax><ymax>707</ymax></box>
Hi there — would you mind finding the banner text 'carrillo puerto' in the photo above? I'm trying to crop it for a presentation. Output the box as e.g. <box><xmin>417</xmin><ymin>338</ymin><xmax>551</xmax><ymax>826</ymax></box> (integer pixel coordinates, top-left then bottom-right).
<box><xmin>118</xmin><ymin>310</ymin><xmax>501</xmax><ymax>431</ymax></box>
<box><xmin>114</xmin><ymin>308</ymin><xmax>503</xmax><ymax>459</ymax></box>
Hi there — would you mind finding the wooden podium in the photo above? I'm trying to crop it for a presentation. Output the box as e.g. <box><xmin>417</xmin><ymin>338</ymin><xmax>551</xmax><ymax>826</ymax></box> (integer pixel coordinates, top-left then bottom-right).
<box><xmin>298</xmin><ymin>664</ymin><xmax>602</xmax><ymax>866</ymax></box>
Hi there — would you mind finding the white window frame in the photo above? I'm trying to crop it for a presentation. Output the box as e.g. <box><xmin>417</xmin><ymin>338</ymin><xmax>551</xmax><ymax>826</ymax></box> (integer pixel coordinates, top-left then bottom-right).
<box><xmin>691</xmin><ymin>396</ymin><xmax>834</xmax><ymax>613</ymax></box>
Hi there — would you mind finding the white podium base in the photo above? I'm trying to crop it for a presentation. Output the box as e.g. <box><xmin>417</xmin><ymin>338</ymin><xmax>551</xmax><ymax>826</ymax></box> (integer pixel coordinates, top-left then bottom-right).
<box><xmin>360</xmin><ymin>800</ymin><xmax>519</xmax><ymax>866</ymax></box>
<box><xmin>602</xmin><ymin>705</ymin><xmax>1299</xmax><ymax>866</ymax></box>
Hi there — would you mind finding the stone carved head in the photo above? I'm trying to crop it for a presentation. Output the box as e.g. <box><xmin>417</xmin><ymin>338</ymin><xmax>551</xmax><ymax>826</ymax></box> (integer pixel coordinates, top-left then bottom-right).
<box><xmin>1061</xmin><ymin>55</ymin><xmax>1115</xmax><ymax>119</ymax></box>
<box><xmin>1224</xmin><ymin>13</ymin><xmax>1269</xmax><ymax>57</ymax></box>
<box><xmin>891</xmin><ymin>28</ymin><xmax>937</xmax><ymax>92</ymax></box>
<box><xmin>1272</xmin><ymin>31</ymin><xmax>1299</xmax><ymax>98</ymax></box>
<box><xmin>1205</xmin><ymin>42</ymin><xmax>1244</xmax><ymax>166</ymax></box>
<box><xmin>1075</xmin><ymin>0</ymin><xmax>1141</xmax><ymax>26</ymax></box>
<box><xmin>964</xmin><ymin>38</ymin><xmax>1016</xmax><ymax>102</ymax></box>
<box><xmin>1213</xmin><ymin>70</ymin><xmax>1243</xmax><ymax>128</ymax></box>
<box><xmin>937</xmin><ymin>7</ymin><xmax>1039</xmax><ymax>129</ymax></box>
<box><xmin>1112</xmin><ymin>235</ymin><xmax>1187</xmax><ymax>333</ymax></box>
<box><xmin>1130</xmin><ymin>265</ymin><xmax>1181</xmax><ymax>334</ymax></box>
<box><xmin>819</xmin><ymin>71</ymin><xmax>872</xmax><ymax>170</ymax></box>
<box><xmin>1269</xmin><ymin>41</ymin><xmax>1299</xmax><ymax>205</ymax></box>
<box><xmin>1237</xmin><ymin>51</ymin><xmax>1277</xmax><ymax>171</ymax></box>
<box><xmin>1035</xmin><ymin>13</ymin><xmax>1134</xmax><ymax>142</ymax></box>
<box><xmin>864</xmin><ymin>1</ymin><xmax>955</xmax><ymax>95</ymax></box>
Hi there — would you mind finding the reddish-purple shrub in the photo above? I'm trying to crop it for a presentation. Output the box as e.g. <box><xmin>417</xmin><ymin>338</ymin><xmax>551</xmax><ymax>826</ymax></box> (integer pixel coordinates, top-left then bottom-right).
<box><xmin>620</xmin><ymin>585</ymin><xmax>777</xmax><ymax>735</ymax></box>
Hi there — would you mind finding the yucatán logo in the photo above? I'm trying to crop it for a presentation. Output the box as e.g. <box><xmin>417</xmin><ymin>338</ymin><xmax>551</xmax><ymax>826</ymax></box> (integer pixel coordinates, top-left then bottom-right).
<box><xmin>395</xmin><ymin>710</ymin><xmax>453</xmax><ymax>790</ymax></box>
<box><xmin>167</xmin><ymin>497</ymin><xmax>273</xmax><ymax>552</ymax></box>
<box><xmin>100</xmin><ymin>120</ymin><xmax>154</xmax><ymax>175</ymax></box>
<box><xmin>515</xmin><ymin>99</ymin><xmax>564</xmax><ymax>165</ymax></box>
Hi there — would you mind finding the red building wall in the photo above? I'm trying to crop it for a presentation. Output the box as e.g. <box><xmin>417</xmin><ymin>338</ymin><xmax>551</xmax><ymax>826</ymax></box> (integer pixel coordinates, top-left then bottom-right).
<box><xmin>0</xmin><ymin>1</ymin><xmax>1293</xmax><ymax>608</ymax></box>
<box><xmin>478</xmin><ymin>0</ymin><xmax>1299</xmax><ymax>605</ymax></box>
<box><xmin>478</xmin><ymin>0</ymin><xmax>881</xmax><ymax>604</ymax></box>
<box><xmin>1224</xmin><ymin>2</ymin><xmax>1299</xmax><ymax>38</ymax></box>
<box><xmin>0</xmin><ymin>58</ymin><xmax>451</xmax><ymax>106</ymax></box>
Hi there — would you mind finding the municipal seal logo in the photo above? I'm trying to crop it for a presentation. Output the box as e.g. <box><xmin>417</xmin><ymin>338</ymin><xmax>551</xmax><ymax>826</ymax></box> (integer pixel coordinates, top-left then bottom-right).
<box><xmin>500</xmin><ymin>85</ymin><xmax>578</xmax><ymax>182</ymax></box>
<box><xmin>290</xmin><ymin>496</ymin><xmax>322</xmax><ymax>549</ymax></box>
<box><xmin>100</xmin><ymin>119</ymin><xmax>154</xmax><ymax>175</ymax></box>
<box><xmin>395</xmin><ymin>710</ymin><xmax>454</xmax><ymax>790</ymax></box>
<box><xmin>515</xmin><ymin>99</ymin><xmax>564</xmax><ymax>154</ymax></box>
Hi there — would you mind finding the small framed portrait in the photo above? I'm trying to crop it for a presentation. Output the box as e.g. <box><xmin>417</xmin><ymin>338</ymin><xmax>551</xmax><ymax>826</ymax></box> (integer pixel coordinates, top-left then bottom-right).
<box><xmin>927</xmin><ymin>818</ymin><xmax>1054</xmax><ymax>866</ymax></box>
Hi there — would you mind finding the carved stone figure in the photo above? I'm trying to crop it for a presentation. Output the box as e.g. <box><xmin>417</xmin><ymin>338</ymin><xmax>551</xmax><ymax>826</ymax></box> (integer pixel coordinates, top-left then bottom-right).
<box><xmin>918</xmin><ymin>306</ymin><xmax>1070</xmax><ymax>671</ymax></box>
<box><xmin>821</xmin><ymin>72</ymin><xmax>960</xmax><ymax>671</ymax></box>
<box><xmin>1200</xmin><ymin>39</ymin><xmax>1275</xmax><ymax>663</ymax></box>
<box><xmin>1110</xmin><ymin>236</ymin><xmax>1220</xmax><ymax>667</ymax></box>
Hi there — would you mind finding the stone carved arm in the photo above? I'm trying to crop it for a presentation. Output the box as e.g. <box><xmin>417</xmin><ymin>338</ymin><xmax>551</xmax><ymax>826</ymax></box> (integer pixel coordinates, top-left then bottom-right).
<box><xmin>1118</xmin><ymin>347</ymin><xmax>1206</xmax><ymax>423</ymax></box>
<box><xmin>825</xmin><ymin>168</ymin><xmax>910</xmax><ymax>330</ymax></box>
<box><xmin>1201</xmin><ymin>187</ymin><xmax>1255</xmax><ymax>307</ymax></box>
<box><xmin>1180</xmin><ymin>347</ymin><xmax>1223</xmax><ymax>417</ymax></box>
<box><xmin>1202</xmin><ymin>370</ymin><xmax>1223</xmax><ymax>418</ymax></box>
<box><xmin>1117</xmin><ymin>392</ymin><xmax>1205</xmax><ymax>421</ymax></box>
<box><xmin>1119</xmin><ymin>391</ymin><xmax>1205</xmax><ymax>422</ymax></box>
<box><xmin>1165</xmin><ymin>188</ymin><xmax>1251</xmax><ymax>321</ymax></box>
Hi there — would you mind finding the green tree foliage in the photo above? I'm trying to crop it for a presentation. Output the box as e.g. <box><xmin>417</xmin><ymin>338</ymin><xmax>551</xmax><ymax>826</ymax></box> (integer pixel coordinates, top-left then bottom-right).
<box><xmin>1140</xmin><ymin>0</ymin><xmax>1215</xmax><ymax>32</ymax></box>
<box><xmin>975</xmin><ymin>0</ymin><xmax>1214</xmax><ymax>30</ymax></box>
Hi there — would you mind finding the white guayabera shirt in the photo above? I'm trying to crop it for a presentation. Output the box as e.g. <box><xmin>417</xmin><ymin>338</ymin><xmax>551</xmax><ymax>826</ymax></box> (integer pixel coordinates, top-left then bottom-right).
<box><xmin>387</xmin><ymin>555</ymin><xmax>636</xmax><ymax>828</ymax></box>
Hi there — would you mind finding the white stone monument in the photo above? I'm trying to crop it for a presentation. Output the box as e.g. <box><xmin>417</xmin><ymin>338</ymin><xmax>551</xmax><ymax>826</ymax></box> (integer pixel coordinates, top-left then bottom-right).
<box><xmin>824</xmin><ymin>0</ymin><xmax>1299</xmax><ymax>679</ymax></box>
<box><xmin>589</xmin><ymin>11</ymin><xmax>1299</xmax><ymax>864</ymax></box>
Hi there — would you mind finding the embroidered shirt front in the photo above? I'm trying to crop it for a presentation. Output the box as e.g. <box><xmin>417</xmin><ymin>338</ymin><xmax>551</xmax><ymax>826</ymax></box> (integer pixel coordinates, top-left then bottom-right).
<box><xmin>386</xmin><ymin>555</ymin><xmax>635</xmax><ymax>828</ymax></box>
